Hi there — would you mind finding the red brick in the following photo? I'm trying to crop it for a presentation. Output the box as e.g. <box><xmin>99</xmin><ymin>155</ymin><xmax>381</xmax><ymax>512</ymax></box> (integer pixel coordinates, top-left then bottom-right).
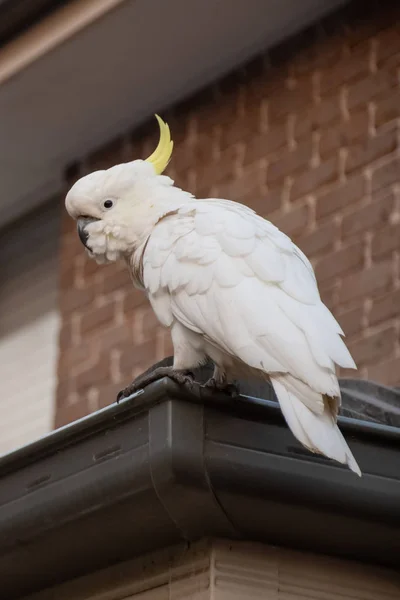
<box><xmin>101</xmin><ymin>267</ymin><xmax>132</xmax><ymax>295</ymax></box>
<box><xmin>170</xmin><ymin>143</ymin><xmax>196</xmax><ymax>175</ymax></box>
<box><xmin>375</xmin><ymin>89</ymin><xmax>400</xmax><ymax>129</ymax></box>
<box><xmin>60</xmin><ymin>286</ymin><xmax>95</xmax><ymax>314</ymax></box>
<box><xmin>217</xmin><ymin>161</ymin><xmax>267</xmax><ymax>205</ymax></box>
<box><xmin>80</xmin><ymin>302</ymin><xmax>116</xmax><ymax>337</ymax></box>
<box><xmin>245</xmin><ymin>68</ymin><xmax>285</xmax><ymax>106</ymax></box>
<box><xmin>59</xmin><ymin>261</ymin><xmax>75</xmax><ymax>290</ymax></box>
<box><xmin>336</xmin><ymin>306</ymin><xmax>364</xmax><ymax>338</ymax></box>
<box><xmin>295</xmin><ymin>98</ymin><xmax>341</xmax><ymax>139</ymax></box>
<box><xmin>61</xmin><ymin>233</ymin><xmax>82</xmax><ymax>260</ymax></box>
<box><xmin>367</xmin><ymin>357</ymin><xmax>400</xmax><ymax>386</ymax></box>
<box><xmin>320</xmin><ymin>42</ymin><xmax>369</xmax><ymax>95</ymax></box>
<box><xmin>377</xmin><ymin>28</ymin><xmax>400</xmax><ymax>66</ymax></box>
<box><xmin>82</xmin><ymin>255</ymin><xmax>102</xmax><ymax>279</ymax></box>
<box><xmin>74</xmin><ymin>353</ymin><xmax>111</xmax><ymax>393</ymax></box>
<box><xmin>261</xmin><ymin>187</ymin><xmax>283</xmax><ymax>215</ymax></box>
<box><xmin>160</xmin><ymin>329</ymin><xmax>174</xmax><ymax>358</ymax></box>
<box><xmin>291</xmin><ymin>157</ymin><xmax>338</xmax><ymax>202</ymax></box>
<box><xmin>119</xmin><ymin>340</ymin><xmax>158</xmax><ymax>377</ymax></box>
<box><xmin>339</xmin><ymin>260</ymin><xmax>393</xmax><ymax>305</ymax></box>
<box><xmin>95</xmin><ymin>261</ymin><xmax>125</xmax><ymax>281</ymax></box>
<box><xmin>96</xmin><ymin>324</ymin><xmax>134</xmax><ymax>354</ymax></box>
<box><xmin>347</xmin><ymin>327</ymin><xmax>396</xmax><ymax>367</ymax></box>
<box><xmin>173</xmin><ymin>170</ymin><xmax>192</xmax><ymax>193</ymax></box>
<box><xmin>54</xmin><ymin>399</ymin><xmax>91</xmax><ymax>429</ymax></box>
<box><xmin>97</xmin><ymin>381</ymin><xmax>124</xmax><ymax>409</ymax></box>
<box><xmin>268</xmin><ymin>78</ymin><xmax>313</xmax><ymax>120</ymax></box>
<box><xmin>196</xmin><ymin>92</ymin><xmax>237</xmax><ymax>131</ymax></box>
<box><xmin>371</xmin><ymin>154</ymin><xmax>400</xmax><ymax>193</ymax></box>
<box><xmin>244</xmin><ymin>127</ymin><xmax>287</xmax><ymax>165</ymax></box>
<box><xmin>369</xmin><ymin>289</ymin><xmax>400</xmax><ymax>326</ymax></box>
<box><xmin>346</xmin><ymin>128</ymin><xmax>397</xmax><ymax>175</ymax></box>
<box><xmin>319</xmin><ymin>282</ymin><xmax>338</xmax><ymax>312</ymax></box>
<box><xmin>267</xmin><ymin>142</ymin><xmax>312</xmax><ymax>184</ymax></box>
<box><xmin>380</xmin><ymin>49</ymin><xmax>400</xmax><ymax>73</ymax></box>
<box><xmin>59</xmin><ymin>320</ymin><xmax>73</xmax><ymax>349</ymax></box>
<box><xmin>140</xmin><ymin>308</ymin><xmax>162</xmax><ymax>343</ymax></box>
<box><xmin>298</xmin><ymin>219</ymin><xmax>338</xmax><ymax>258</ymax></box>
<box><xmin>241</xmin><ymin>188</ymin><xmax>282</xmax><ymax>219</ymax></box>
<box><xmin>58</xmin><ymin>340</ymin><xmax>94</xmax><ymax>378</ymax></box>
<box><xmin>315</xmin><ymin>242</ymin><xmax>364</xmax><ymax>284</ymax></box>
<box><xmin>342</xmin><ymin>190</ymin><xmax>394</xmax><ymax>239</ymax></box>
<box><xmin>348</xmin><ymin>70</ymin><xmax>398</xmax><ymax>110</ymax></box>
<box><xmin>319</xmin><ymin>109</ymin><xmax>368</xmax><ymax>157</ymax></box>
<box><xmin>291</xmin><ymin>35</ymin><xmax>343</xmax><ymax>76</ymax></box>
<box><xmin>272</xmin><ymin>203</ymin><xmax>310</xmax><ymax>238</ymax></box>
<box><xmin>196</xmin><ymin>144</ymin><xmax>238</xmax><ymax>189</ymax></box>
<box><xmin>61</xmin><ymin>210</ymin><xmax>77</xmax><ymax>236</ymax></box>
<box><xmin>220</xmin><ymin>111</ymin><xmax>261</xmax><ymax>149</ymax></box>
<box><xmin>316</xmin><ymin>174</ymin><xmax>365</xmax><ymax>221</ymax></box>
<box><xmin>372</xmin><ymin>224</ymin><xmax>400</xmax><ymax>259</ymax></box>
<box><xmin>123</xmin><ymin>290</ymin><xmax>146</xmax><ymax>316</ymax></box>
<box><xmin>55</xmin><ymin>375</ymin><xmax>75</xmax><ymax>404</ymax></box>
<box><xmin>196</xmin><ymin>131</ymin><xmax>221</xmax><ymax>165</ymax></box>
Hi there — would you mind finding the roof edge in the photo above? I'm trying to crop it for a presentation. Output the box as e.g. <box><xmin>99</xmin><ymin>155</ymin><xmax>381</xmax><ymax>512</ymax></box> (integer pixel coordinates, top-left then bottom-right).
<box><xmin>0</xmin><ymin>379</ymin><xmax>400</xmax><ymax>597</ymax></box>
<box><xmin>0</xmin><ymin>0</ymin><xmax>125</xmax><ymax>85</ymax></box>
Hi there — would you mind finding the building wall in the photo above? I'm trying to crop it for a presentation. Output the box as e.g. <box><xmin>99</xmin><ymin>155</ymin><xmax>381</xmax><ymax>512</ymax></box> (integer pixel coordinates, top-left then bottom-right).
<box><xmin>56</xmin><ymin>1</ymin><xmax>400</xmax><ymax>427</ymax></box>
<box><xmin>27</xmin><ymin>538</ymin><xmax>400</xmax><ymax>600</ymax></box>
<box><xmin>0</xmin><ymin>199</ymin><xmax>60</xmax><ymax>452</ymax></box>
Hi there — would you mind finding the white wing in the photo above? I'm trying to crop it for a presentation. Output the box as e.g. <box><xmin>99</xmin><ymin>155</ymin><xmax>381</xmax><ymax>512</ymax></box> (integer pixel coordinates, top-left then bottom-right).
<box><xmin>143</xmin><ymin>199</ymin><xmax>354</xmax><ymax>393</ymax></box>
<box><xmin>143</xmin><ymin>199</ymin><xmax>360</xmax><ymax>474</ymax></box>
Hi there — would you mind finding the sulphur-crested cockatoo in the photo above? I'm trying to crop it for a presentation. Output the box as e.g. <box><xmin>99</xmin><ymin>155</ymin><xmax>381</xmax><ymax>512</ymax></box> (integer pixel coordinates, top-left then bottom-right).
<box><xmin>65</xmin><ymin>115</ymin><xmax>360</xmax><ymax>475</ymax></box>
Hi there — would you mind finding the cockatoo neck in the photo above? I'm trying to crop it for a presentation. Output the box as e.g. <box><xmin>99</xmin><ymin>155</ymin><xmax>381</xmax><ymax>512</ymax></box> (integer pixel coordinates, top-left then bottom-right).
<box><xmin>127</xmin><ymin>183</ymin><xmax>195</xmax><ymax>288</ymax></box>
<box><xmin>134</xmin><ymin>181</ymin><xmax>194</xmax><ymax>241</ymax></box>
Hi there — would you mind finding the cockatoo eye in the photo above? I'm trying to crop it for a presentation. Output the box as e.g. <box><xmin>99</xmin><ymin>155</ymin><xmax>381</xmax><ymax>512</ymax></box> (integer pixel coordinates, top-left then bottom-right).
<box><xmin>103</xmin><ymin>199</ymin><xmax>114</xmax><ymax>209</ymax></box>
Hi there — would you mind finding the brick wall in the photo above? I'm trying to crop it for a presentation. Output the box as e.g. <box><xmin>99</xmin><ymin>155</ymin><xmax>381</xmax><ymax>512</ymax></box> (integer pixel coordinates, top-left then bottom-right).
<box><xmin>56</xmin><ymin>1</ymin><xmax>400</xmax><ymax>427</ymax></box>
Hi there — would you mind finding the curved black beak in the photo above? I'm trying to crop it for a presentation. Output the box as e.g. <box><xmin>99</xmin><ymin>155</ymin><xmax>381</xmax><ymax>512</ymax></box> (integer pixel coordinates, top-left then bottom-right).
<box><xmin>77</xmin><ymin>217</ymin><xmax>98</xmax><ymax>250</ymax></box>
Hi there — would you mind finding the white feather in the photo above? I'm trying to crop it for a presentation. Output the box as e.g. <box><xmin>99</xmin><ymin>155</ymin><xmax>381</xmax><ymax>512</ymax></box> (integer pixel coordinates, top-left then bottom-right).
<box><xmin>142</xmin><ymin>198</ymin><xmax>360</xmax><ymax>475</ymax></box>
<box><xmin>271</xmin><ymin>376</ymin><xmax>361</xmax><ymax>476</ymax></box>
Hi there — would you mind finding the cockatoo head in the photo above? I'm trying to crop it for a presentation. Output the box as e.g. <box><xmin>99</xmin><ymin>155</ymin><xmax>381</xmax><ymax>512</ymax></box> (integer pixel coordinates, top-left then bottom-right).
<box><xmin>65</xmin><ymin>115</ymin><xmax>188</xmax><ymax>264</ymax></box>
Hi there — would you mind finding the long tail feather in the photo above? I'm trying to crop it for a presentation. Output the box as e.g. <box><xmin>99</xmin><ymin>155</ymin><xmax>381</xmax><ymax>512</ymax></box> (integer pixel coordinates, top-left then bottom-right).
<box><xmin>271</xmin><ymin>376</ymin><xmax>361</xmax><ymax>476</ymax></box>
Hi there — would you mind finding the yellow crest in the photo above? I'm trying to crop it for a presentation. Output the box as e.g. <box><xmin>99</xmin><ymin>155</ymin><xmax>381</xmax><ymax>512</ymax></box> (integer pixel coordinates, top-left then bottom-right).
<box><xmin>145</xmin><ymin>114</ymin><xmax>174</xmax><ymax>175</ymax></box>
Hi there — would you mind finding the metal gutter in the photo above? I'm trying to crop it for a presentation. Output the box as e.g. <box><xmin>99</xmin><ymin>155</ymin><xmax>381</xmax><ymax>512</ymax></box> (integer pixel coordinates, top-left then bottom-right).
<box><xmin>0</xmin><ymin>377</ymin><xmax>399</xmax><ymax>598</ymax></box>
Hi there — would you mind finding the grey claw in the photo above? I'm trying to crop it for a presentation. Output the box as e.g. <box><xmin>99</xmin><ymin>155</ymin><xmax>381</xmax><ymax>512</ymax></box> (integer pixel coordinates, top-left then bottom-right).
<box><xmin>116</xmin><ymin>367</ymin><xmax>196</xmax><ymax>403</ymax></box>
<box><xmin>203</xmin><ymin>378</ymin><xmax>239</xmax><ymax>396</ymax></box>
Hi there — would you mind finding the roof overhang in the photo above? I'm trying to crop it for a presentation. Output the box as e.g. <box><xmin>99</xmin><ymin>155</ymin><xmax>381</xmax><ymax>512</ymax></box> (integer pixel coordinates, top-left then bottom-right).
<box><xmin>0</xmin><ymin>0</ymin><xmax>348</xmax><ymax>228</ymax></box>
<box><xmin>1</xmin><ymin>376</ymin><xmax>400</xmax><ymax>599</ymax></box>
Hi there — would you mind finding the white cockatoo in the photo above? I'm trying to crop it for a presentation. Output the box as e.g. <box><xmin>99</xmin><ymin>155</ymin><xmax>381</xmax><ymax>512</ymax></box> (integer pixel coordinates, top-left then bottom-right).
<box><xmin>65</xmin><ymin>115</ymin><xmax>360</xmax><ymax>475</ymax></box>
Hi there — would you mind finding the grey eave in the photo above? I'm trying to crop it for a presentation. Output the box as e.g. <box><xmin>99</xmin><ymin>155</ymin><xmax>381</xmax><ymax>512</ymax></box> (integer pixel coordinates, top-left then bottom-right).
<box><xmin>0</xmin><ymin>0</ymin><xmax>348</xmax><ymax>228</ymax></box>
<box><xmin>0</xmin><ymin>375</ymin><xmax>399</xmax><ymax>599</ymax></box>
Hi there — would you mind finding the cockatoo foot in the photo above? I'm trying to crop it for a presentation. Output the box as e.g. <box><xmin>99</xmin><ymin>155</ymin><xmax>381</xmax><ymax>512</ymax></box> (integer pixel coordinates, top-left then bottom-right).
<box><xmin>203</xmin><ymin>378</ymin><xmax>240</xmax><ymax>397</ymax></box>
<box><xmin>116</xmin><ymin>366</ymin><xmax>195</xmax><ymax>402</ymax></box>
